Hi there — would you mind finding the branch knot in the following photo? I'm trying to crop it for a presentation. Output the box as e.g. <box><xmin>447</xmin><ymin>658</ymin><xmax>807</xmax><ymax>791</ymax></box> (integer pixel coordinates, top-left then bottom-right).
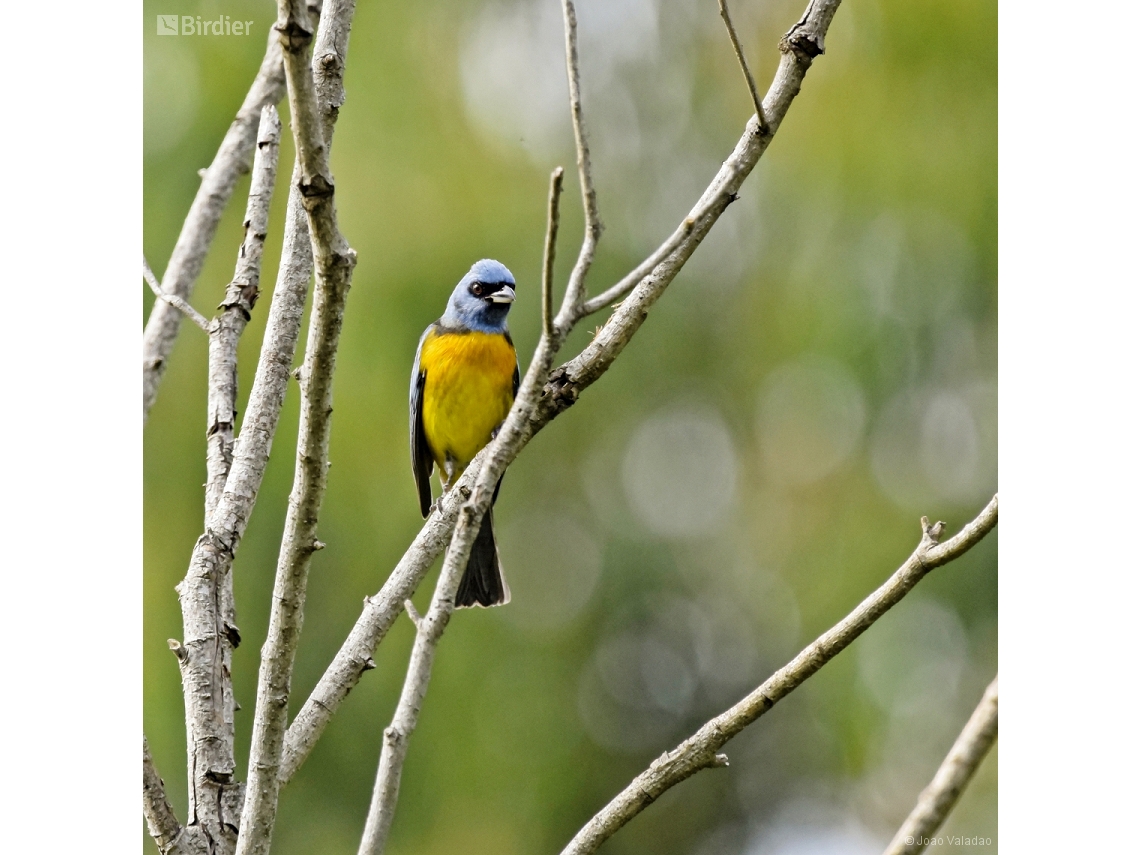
<box><xmin>920</xmin><ymin>515</ymin><xmax>947</xmax><ymax>548</ymax></box>
<box><xmin>543</xmin><ymin>366</ymin><xmax>580</xmax><ymax>413</ymax></box>
<box><xmin>780</xmin><ymin>18</ymin><xmax>826</xmax><ymax>59</ymax></box>
<box><xmin>275</xmin><ymin>18</ymin><xmax>313</xmax><ymax>52</ymax></box>
<box><xmin>299</xmin><ymin>174</ymin><xmax>334</xmax><ymax>200</ymax></box>
<box><xmin>220</xmin><ymin>279</ymin><xmax>260</xmax><ymax>317</ymax></box>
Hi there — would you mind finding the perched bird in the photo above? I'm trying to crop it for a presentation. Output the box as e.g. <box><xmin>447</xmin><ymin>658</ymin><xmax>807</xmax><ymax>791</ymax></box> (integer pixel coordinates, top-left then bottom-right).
<box><xmin>410</xmin><ymin>259</ymin><xmax>519</xmax><ymax>607</ymax></box>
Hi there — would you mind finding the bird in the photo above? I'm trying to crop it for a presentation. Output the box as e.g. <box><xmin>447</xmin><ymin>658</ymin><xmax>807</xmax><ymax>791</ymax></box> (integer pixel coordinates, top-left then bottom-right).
<box><xmin>410</xmin><ymin>259</ymin><xmax>519</xmax><ymax>607</ymax></box>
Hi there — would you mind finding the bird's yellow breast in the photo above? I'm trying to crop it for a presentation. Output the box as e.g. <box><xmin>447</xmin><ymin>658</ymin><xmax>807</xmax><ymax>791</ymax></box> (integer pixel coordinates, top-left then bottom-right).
<box><xmin>419</xmin><ymin>328</ymin><xmax>516</xmax><ymax>473</ymax></box>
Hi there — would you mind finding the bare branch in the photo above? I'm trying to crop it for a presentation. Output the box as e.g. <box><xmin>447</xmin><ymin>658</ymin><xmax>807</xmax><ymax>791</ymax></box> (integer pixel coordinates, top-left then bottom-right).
<box><xmin>278</xmin><ymin>455</ymin><xmax>481</xmax><ymax>782</ymax></box>
<box><xmin>172</xmin><ymin>140</ymin><xmax>316</xmax><ymax>855</ymax></box>
<box><xmin>235</xmin><ymin>2</ymin><xmax>358</xmax><ymax>853</ymax></box>
<box><xmin>205</xmin><ymin>106</ymin><xmax>283</xmax><ymax>522</ymax></box>
<box><xmin>143</xmin><ymin>735</ymin><xmax>183</xmax><ymax>854</ymax></box>
<box><xmin>884</xmin><ymin>676</ymin><xmax>999</xmax><ymax>855</ymax></box>
<box><xmin>558</xmin><ymin>496</ymin><xmax>997</xmax><ymax>855</ymax></box>
<box><xmin>542</xmin><ymin>167</ymin><xmax>565</xmax><ymax>338</ymax></box>
<box><xmin>539</xmin><ymin>0</ymin><xmax>844</xmax><ymax>417</ymax></box>
<box><xmin>357</xmin><ymin>540</ymin><xmax>465</xmax><ymax>855</ymax></box>
<box><xmin>560</xmin><ymin>0</ymin><xmax>602</xmax><ymax>313</ymax></box>
<box><xmin>280</xmin><ymin>0</ymin><xmax>848</xmax><ymax>787</ymax></box>
<box><xmin>144</xmin><ymin>256</ymin><xmax>210</xmax><ymax>332</ymax></box>
<box><xmin>718</xmin><ymin>0</ymin><xmax>769</xmax><ymax>132</ymax></box>
<box><xmin>143</xmin><ymin>28</ymin><xmax>286</xmax><ymax>421</ymax></box>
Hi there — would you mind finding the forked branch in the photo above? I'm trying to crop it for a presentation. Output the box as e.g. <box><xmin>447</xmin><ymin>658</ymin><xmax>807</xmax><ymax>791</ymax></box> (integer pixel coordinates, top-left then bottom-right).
<box><xmin>354</xmin><ymin>1</ymin><xmax>863</xmax><ymax>850</ymax></box>
<box><xmin>718</xmin><ymin>0</ymin><xmax>769</xmax><ymax>131</ymax></box>
<box><xmin>143</xmin><ymin>256</ymin><xmax>210</xmax><ymax>332</ymax></box>
<box><xmin>166</xmin><ymin>61</ymin><xmax>319</xmax><ymax>855</ymax></box>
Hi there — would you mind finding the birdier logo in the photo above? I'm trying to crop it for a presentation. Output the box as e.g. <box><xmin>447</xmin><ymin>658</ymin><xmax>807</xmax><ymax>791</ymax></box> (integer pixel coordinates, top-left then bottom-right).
<box><xmin>156</xmin><ymin>15</ymin><xmax>254</xmax><ymax>36</ymax></box>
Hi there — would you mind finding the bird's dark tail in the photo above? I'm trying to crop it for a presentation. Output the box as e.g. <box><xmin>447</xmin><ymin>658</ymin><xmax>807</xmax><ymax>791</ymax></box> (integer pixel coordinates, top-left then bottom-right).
<box><xmin>454</xmin><ymin>508</ymin><xmax>510</xmax><ymax>608</ymax></box>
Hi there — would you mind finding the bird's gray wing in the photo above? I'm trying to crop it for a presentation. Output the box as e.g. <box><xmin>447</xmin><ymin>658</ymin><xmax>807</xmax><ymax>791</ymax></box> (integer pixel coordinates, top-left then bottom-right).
<box><xmin>506</xmin><ymin>331</ymin><xmax>520</xmax><ymax>398</ymax></box>
<box><xmin>491</xmin><ymin>332</ymin><xmax>519</xmax><ymax>508</ymax></box>
<box><xmin>410</xmin><ymin>325</ymin><xmax>436</xmax><ymax>517</ymax></box>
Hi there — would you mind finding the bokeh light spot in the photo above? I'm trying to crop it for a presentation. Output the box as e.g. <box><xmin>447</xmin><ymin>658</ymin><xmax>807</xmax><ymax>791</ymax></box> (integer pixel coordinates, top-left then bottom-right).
<box><xmin>498</xmin><ymin>512</ymin><xmax>603</xmax><ymax>631</ymax></box>
<box><xmin>622</xmin><ymin>405</ymin><xmax>737</xmax><ymax>538</ymax></box>
<box><xmin>857</xmin><ymin>598</ymin><xmax>968</xmax><ymax>717</ymax></box>
<box><xmin>756</xmin><ymin>357</ymin><xmax>867</xmax><ymax>486</ymax></box>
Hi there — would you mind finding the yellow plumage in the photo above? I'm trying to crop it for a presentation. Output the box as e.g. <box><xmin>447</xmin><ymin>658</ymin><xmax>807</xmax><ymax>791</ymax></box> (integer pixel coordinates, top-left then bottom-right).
<box><xmin>418</xmin><ymin>328</ymin><xmax>516</xmax><ymax>476</ymax></box>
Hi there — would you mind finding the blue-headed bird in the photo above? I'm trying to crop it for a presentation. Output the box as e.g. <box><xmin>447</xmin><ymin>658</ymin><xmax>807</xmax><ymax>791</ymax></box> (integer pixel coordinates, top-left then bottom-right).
<box><xmin>410</xmin><ymin>259</ymin><xmax>519</xmax><ymax>607</ymax></box>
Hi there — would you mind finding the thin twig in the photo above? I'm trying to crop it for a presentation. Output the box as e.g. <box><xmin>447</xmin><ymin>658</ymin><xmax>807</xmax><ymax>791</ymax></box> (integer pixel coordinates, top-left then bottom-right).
<box><xmin>144</xmin><ymin>256</ymin><xmax>210</xmax><ymax>332</ymax></box>
<box><xmin>718</xmin><ymin>0</ymin><xmax>769</xmax><ymax>132</ymax></box>
<box><xmin>278</xmin><ymin>451</ymin><xmax>482</xmax><ymax>782</ymax></box>
<box><xmin>537</xmin><ymin>0</ymin><xmax>843</xmax><ymax>417</ymax></box>
<box><xmin>577</xmin><ymin>190</ymin><xmax>723</xmax><ymax>318</ymax></box>
<box><xmin>205</xmin><ymin>106</ymin><xmax>283</xmax><ymax>523</ymax></box>
<box><xmin>355</xmin><ymin>8</ymin><xmax>610</xmax><ymax>843</ymax></box>
<box><xmin>357</xmin><ymin>525</ymin><xmax>467</xmax><ymax>855</ymax></box>
<box><xmin>542</xmin><ymin>167</ymin><xmax>565</xmax><ymax>338</ymax></box>
<box><xmin>280</xmin><ymin>0</ymin><xmax>845</xmax><ymax>786</ymax></box>
<box><xmin>560</xmin><ymin>0</ymin><xmax>602</xmax><ymax>314</ymax></box>
<box><xmin>358</xmin><ymin>289</ymin><xmax>572</xmax><ymax>854</ymax></box>
<box><xmin>234</xmin><ymin>2</ymin><xmax>357</xmax><ymax>854</ymax></box>
<box><xmin>560</xmin><ymin>496</ymin><xmax>998</xmax><ymax>855</ymax></box>
<box><xmin>883</xmin><ymin>676</ymin><xmax>999</xmax><ymax>855</ymax></box>
<box><xmin>143</xmin><ymin>735</ymin><xmax>184</xmax><ymax>854</ymax></box>
<box><xmin>403</xmin><ymin>599</ymin><xmax>422</xmax><ymax>628</ymax></box>
<box><xmin>143</xmin><ymin>27</ymin><xmax>287</xmax><ymax>421</ymax></box>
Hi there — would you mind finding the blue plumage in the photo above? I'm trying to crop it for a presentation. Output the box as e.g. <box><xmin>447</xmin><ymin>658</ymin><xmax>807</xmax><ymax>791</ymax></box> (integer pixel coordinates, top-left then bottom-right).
<box><xmin>440</xmin><ymin>258</ymin><xmax>516</xmax><ymax>333</ymax></box>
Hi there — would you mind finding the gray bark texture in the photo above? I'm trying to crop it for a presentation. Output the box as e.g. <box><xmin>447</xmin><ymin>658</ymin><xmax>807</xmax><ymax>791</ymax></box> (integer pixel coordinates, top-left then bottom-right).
<box><xmin>144</xmin><ymin>735</ymin><xmax>195</xmax><ymax>855</ymax></box>
<box><xmin>144</xmin><ymin>258</ymin><xmax>211</xmax><ymax>331</ymax></box>
<box><xmin>205</xmin><ymin>107</ymin><xmax>283</xmax><ymax>523</ymax></box>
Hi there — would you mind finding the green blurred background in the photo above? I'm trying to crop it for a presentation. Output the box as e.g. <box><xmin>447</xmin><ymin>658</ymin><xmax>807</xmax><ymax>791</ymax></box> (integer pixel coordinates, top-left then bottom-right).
<box><xmin>144</xmin><ymin>0</ymin><xmax>997</xmax><ymax>852</ymax></box>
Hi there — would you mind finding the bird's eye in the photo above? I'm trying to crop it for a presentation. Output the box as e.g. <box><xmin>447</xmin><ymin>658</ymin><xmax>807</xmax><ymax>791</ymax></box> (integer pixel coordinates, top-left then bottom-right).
<box><xmin>471</xmin><ymin>283</ymin><xmax>484</xmax><ymax>297</ymax></box>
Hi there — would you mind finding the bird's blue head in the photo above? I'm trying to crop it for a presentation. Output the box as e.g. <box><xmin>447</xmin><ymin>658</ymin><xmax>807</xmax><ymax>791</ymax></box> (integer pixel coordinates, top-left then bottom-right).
<box><xmin>441</xmin><ymin>259</ymin><xmax>517</xmax><ymax>333</ymax></box>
